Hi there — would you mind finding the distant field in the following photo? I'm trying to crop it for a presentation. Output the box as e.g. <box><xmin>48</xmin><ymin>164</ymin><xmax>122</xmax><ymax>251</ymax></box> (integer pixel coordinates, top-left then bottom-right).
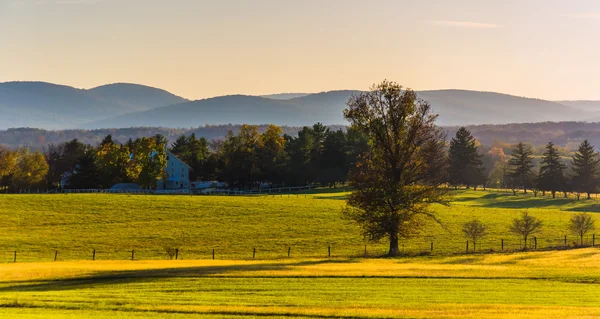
<box><xmin>2</xmin><ymin>249</ymin><xmax>600</xmax><ymax>318</ymax></box>
<box><xmin>1</xmin><ymin>190</ymin><xmax>600</xmax><ymax>262</ymax></box>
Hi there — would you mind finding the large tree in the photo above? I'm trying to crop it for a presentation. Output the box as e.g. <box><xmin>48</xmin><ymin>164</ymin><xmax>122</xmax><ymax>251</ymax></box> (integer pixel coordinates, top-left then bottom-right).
<box><xmin>448</xmin><ymin>127</ymin><xmax>484</xmax><ymax>189</ymax></box>
<box><xmin>571</xmin><ymin>140</ymin><xmax>600</xmax><ymax>199</ymax></box>
<box><xmin>508</xmin><ymin>142</ymin><xmax>534</xmax><ymax>194</ymax></box>
<box><xmin>343</xmin><ymin>80</ymin><xmax>448</xmax><ymax>256</ymax></box>
<box><xmin>537</xmin><ymin>142</ymin><xmax>566</xmax><ymax>198</ymax></box>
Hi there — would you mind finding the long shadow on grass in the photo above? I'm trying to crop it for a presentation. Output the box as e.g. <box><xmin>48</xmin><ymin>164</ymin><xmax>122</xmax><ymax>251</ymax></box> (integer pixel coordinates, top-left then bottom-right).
<box><xmin>0</xmin><ymin>259</ymin><xmax>355</xmax><ymax>293</ymax></box>
<box><xmin>452</xmin><ymin>193</ymin><xmax>600</xmax><ymax>211</ymax></box>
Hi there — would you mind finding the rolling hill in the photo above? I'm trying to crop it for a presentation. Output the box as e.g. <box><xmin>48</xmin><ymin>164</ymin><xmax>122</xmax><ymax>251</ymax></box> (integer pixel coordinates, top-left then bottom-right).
<box><xmin>0</xmin><ymin>81</ymin><xmax>594</xmax><ymax>130</ymax></box>
<box><xmin>83</xmin><ymin>89</ymin><xmax>588</xmax><ymax>129</ymax></box>
<box><xmin>0</xmin><ymin>82</ymin><xmax>188</xmax><ymax>130</ymax></box>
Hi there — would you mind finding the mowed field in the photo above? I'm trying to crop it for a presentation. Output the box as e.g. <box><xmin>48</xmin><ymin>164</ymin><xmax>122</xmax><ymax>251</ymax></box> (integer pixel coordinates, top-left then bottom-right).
<box><xmin>1</xmin><ymin>190</ymin><xmax>600</xmax><ymax>318</ymax></box>
<box><xmin>1</xmin><ymin>190</ymin><xmax>599</xmax><ymax>261</ymax></box>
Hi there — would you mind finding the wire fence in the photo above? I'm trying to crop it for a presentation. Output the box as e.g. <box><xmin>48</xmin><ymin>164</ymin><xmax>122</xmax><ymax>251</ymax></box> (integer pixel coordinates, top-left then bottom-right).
<box><xmin>4</xmin><ymin>234</ymin><xmax>598</xmax><ymax>263</ymax></box>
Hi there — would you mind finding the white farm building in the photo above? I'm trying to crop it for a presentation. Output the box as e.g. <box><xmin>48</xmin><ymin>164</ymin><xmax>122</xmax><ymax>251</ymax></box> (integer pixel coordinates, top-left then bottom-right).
<box><xmin>157</xmin><ymin>150</ymin><xmax>191</xmax><ymax>190</ymax></box>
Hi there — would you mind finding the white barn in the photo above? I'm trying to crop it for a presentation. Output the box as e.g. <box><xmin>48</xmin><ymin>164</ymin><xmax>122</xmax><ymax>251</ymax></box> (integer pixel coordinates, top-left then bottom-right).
<box><xmin>157</xmin><ymin>150</ymin><xmax>191</xmax><ymax>190</ymax></box>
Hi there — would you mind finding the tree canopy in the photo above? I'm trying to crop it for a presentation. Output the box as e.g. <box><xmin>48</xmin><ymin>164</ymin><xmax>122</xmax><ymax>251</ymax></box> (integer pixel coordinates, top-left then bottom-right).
<box><xmin>342</xmin><ymin>80</ymin><xmax>448</xmax><ymax>256</ymax></box>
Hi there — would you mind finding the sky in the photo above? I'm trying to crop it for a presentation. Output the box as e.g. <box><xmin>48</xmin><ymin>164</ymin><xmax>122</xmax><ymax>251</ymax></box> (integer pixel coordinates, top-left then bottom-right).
<box><xmin>1</xmin><ymin>0</ymin><xmax>600</xmax><ymax>101</ymax></box>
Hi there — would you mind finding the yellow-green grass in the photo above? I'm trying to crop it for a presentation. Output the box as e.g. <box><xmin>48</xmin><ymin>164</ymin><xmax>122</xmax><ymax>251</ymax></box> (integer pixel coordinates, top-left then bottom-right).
<box><xmin>1</xmin><ymin>190</ymin><xmax>600</xmax><ymax>262</ymax></box>
<box><xmin>2</xmin><ymin>249</ymin><xmax>600</xmax><ymax>318</ymax></box>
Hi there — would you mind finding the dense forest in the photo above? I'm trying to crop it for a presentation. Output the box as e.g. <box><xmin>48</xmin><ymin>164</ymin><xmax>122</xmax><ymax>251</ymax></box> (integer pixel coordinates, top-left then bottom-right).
<box><xmin>3</xmin><ymin>122</ymin><xmax>600</xmax><ymax>155</ymax></box>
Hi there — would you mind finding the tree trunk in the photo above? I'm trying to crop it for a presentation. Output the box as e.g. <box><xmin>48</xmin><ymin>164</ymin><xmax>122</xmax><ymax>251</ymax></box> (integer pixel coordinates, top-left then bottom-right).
<box><xmin>587</xmin><ymin>192</ymin><xmax>591</xmax><ymax>200</ymax></box>
<box><xmin>523</xmin><ymin>236</ymin><xmax>528</xmax><ymax>251</ymax></box>
<box><xmin>581</xmin><ymin>235</ymin><xmax>584</xmax><ymax>247</ymax></box>
<box><xmin>388</xmin><ymin>232</ymin><xmax>399</xmax><ymax>257</ymax></box>
<box><xmin>552</xmin><ymin>191</ymin><xmax>556</xmax><ymax>199</ymax></box>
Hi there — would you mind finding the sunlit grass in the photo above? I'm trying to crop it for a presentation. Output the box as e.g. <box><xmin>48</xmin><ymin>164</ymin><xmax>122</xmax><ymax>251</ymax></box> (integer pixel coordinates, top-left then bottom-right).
<box><xmin>2</xmin><ymin>249</ymin><xmax>600</xmax><ymax>318</ymax></box>
<box><xmin>3</xmin><ymin>190</ymin><xmax>600</xmax><ymax>318</ymax></box>
<box><xmin>1</xmin><ymin>190</ymin><xmax>600</xmax><ymax>262</ymax></box>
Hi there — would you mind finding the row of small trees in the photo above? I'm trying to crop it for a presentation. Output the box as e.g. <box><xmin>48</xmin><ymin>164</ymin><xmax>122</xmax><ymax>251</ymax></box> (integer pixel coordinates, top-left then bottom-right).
<box><xmin>463</xmin><ymin>212</ymin><xmax>596</xmax><ymax>251</ymax></box>
<box><xmin>448</xmin><ymin>127</ymin><xmax>600</xmax><ymax>198</ymax></box>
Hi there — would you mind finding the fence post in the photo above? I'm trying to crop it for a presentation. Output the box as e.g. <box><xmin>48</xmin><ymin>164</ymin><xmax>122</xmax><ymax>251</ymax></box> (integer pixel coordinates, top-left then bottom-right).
<box><xmin>253</xmin><ymin>248</ymin><xmax>256</xmax><ymax>259</ymax></box>
<box><xmin>593</xmin><ymin>234</ymin><xmax>596</xmax><ymax>247</ymax></box>
<box><xmin>131</xmin><ymin>250</ymin><xmax>135</xmax><ymax>261</ymax></box>
<box><xmin>534</xmin><ymin>237</ymin><xmax>537</xmax><ymax>250</ymax></box>
<box><xmin>54</xmin><ymin>250</ymin><xmax>58</xmax><ymax>262</ymax></box>
<box><xmin>564</xmin><ymin>235</ymin><xmax>567</xmax><ymax>248</ymax></box>
<box><xmin>175</xmin><ymin>248</ymin><xmax>179</xmax><ymax>260</ymax></box>
<box><xmin>364</xmin><ymin>245</ymin><xmax>367</xmax><ymax>257</ymax></box>
<box><xmin>466</xmin><ymin>241</ymin><xmax>469</xmax><ymax>254</ymax></box>
<box><xmin>13</xmin><ymin>251</ymin><xmax>16</xmax><ymax>263</ymax></box>
<box><xmin>430</xmin><ymin>242</ymin><xmax>434</xmax><ymax>252</ymax></box>
<box><xmin>328</xmin><ymin>245</ymin><xmax>331</xmax><ymax>257</ymax></box>
<box><xmin>212</xmin><ymin>249</ymin><xmax>215</xmax><ymax>260</ymax></box>
<box><xmin>288</xmin><ymin>246</ymin><xmax>291</xmax><ymax>257</ymax></box>
<box><xmin>501</xmin><ymin>239</ymin><xmax>504</xmax><ymax>251</ymax></box>
<box><xmin>93</xmin><ymin>249</ymin><xmax>96</xmax><ymax>261</ymax></box>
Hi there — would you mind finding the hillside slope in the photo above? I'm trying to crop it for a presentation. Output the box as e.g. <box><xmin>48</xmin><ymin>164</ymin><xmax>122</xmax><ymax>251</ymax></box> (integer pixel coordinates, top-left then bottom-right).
<box><xmin>84</xmin><ymin>89</ymin><xmax>588</xmax><ymax>129</ymax></box>
<box><xmin>0</xmin><ymin>82</ymin><xmax>188</xmax><ymax>129</ymax></box>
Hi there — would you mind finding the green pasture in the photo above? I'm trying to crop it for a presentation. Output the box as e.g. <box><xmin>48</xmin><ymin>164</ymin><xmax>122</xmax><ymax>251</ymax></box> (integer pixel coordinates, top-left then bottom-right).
<box><xmin>1</xmin><ymin>189</ymin><xmax>600</xmax><ymax>261</ymax></box>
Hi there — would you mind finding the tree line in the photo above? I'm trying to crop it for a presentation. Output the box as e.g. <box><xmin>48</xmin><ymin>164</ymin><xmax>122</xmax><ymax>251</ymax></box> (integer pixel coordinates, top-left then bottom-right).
<box><xmin>448</xmin><ymin>126</ymin><xmax>600</xmax><ymax>199</ymax></box>
<box><xmin>3</xmin><ymin>121</ymin><xmax>600</xmax><ymax>197</ymax></box>
<box><xmin>0</xmin><ymin>124</ymin><xmax>368</xmax><ymax>191</ymax></box>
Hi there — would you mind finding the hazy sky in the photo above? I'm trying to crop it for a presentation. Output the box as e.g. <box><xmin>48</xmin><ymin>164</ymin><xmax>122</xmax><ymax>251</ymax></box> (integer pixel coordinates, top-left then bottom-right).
<box><xmin>2</xmin><ymin>0</ymin><xmax>600</xmax><ymax>100</ymax></box>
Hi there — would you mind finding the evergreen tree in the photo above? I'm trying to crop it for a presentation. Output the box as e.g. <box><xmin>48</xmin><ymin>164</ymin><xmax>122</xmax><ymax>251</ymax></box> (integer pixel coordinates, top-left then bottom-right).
<box><xmin>571</xmin><ymin>140</ymin><xmax>600</xmax><ymax>199</ymax></box>
<box><xmin>538</xmin><ymin>142</ymin><xmax>566</xmax><ymax>198</ymax></box>
<box><xmin>508</xmin><ymin>142</ymin><xmax>534</xmax><ymax>194</ymax></box>
<box><xmin>448</xmin><ymin>127</ymin><xmax>484</xmax><ymax>189</ymax></box>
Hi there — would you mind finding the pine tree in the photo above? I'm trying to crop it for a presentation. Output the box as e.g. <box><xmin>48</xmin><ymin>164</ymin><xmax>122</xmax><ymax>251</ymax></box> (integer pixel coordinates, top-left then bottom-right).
<box><xmin>571</xmin><ymin>140</ymin><xmax>600</xmax><ymax>199</ymax></box>
<box><xmin>508</xmin><ymin>142</ymin><xmax>534</xmax><ymax>194</ymax></box>
<box><xmin>538</xmin><ymin>142</ymin><xmax>566</xmax><ymax>198</ymax></box>
<box><xmin>448</xmin><ymin>127</ymin><xmax>484</xmax><ymax>189</ymax></box>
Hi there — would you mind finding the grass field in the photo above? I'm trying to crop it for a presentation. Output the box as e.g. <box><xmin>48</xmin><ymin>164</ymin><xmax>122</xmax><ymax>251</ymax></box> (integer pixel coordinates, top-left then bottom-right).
<box><xmin>1</xmin><ymin>189</ymin><xmax>599</xmax><ymax>262</ymax></box>
<box><xmin>2</xmin><ymin>189</ymin><xmax>600</xmax><ymax>318</ymax></box>
<box><xmin>2</xmin><ymin>249</ymin><xmax>600</xmax><ymax>318</ymax></box>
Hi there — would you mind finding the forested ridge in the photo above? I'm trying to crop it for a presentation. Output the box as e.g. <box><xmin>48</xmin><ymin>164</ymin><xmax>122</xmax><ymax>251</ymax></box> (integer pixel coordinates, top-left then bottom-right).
<box><xmin>3</xmin><ymin>122</ymin><xmax>600</xmax><ymax>154</ymax></box>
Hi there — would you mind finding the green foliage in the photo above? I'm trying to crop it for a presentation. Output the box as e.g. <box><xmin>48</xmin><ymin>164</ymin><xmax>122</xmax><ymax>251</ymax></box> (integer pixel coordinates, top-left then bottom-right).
<box><xmin>508</xmin><ymin>142</ymin><xmax>535</xmax><ymax>193</ymax></box>
<box><xmin>571</xmin><ymin>140</ymin><xmax>600</xmax><ymax>198</ymax></box>
<box><xmin>343</xmin><ymin>80</ymin><xmax>448</xmax><ymax>256</ymax></box>
<box><xmin>448</xmin><ymin>127</ymin><xmax>484</xmax><ymax>188</ymax></box>
<box><xmin>537</xmin><ymin>142</ymin><xmax>567</xmax><ymax>198</ymax></box>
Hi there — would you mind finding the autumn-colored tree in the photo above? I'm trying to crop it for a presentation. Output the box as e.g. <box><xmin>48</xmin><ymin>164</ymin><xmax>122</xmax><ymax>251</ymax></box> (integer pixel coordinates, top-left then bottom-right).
<box><xmin>131</xmin><ymin>136</ymin><xmax>167</xmax><ymax>188</ymax></box>
<box><xmin>11</xmin><ymin>149</ymin><xmax>49</xmax><ymax>189</ymax></box>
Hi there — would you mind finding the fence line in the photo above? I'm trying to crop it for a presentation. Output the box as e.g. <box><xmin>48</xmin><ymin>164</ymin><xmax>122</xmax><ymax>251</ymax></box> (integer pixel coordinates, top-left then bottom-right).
<box><xmin>6</xmin><ymin>234</ymin><xmax>598</xmax><ymax>263</ymax></box>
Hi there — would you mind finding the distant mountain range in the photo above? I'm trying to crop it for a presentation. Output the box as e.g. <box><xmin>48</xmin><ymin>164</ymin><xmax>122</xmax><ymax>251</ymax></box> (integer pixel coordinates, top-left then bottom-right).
<box><xmin>0</xmin><ymin>82</ymin><xmax>188</xmax><ymax>129</ymax></box>
<box><xmin>1</xmin><ymin>81</ymin><xmax>599</xmax><ymax>130</ymax></box>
